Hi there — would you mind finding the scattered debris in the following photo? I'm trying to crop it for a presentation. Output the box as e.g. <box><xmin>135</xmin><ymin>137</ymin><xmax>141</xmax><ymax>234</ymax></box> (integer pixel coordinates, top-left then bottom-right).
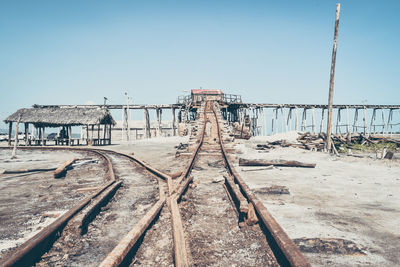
<box><xmin>72</xmin><ymin>159</ymin><xmax>98</xmax><ymax>168</ymax></box>
<box><xmin>207</xmin><ymin>160</ymin><xmax>224</xmax><ymax>168</ymax></box>
<box><xmin>1</xmin><ymin>167</ymin><xmax>56</xmax><ymax>174</ymax></box>
<box><xmin>257</xmin><ymin>132</ymin><xmax>399</xmax><ymax>156</ymax></box>
<box><xmin>239</xmin><ymin>158</ymin><xmax>316</xmax><ymax>168</ymax></box>
<box><xmin>254</xmin><ymin>186</ymin><xmax>290</xmax><ymax>195</ymax></box>
<box><xmin>293</xmin><ymin>238</ymin><xmax>366</xmax><ymax>255</ymax></box>
<box><xmin>241</xmin><ymin>166</ymin><xmax>274</xmax><ymax>172</ymax></box>
<box><xmin>384</xmin><ymin>151</ymin><xmax>394</xmax><ymax>159</ymax></box>
<box><xmin>175</xmin><ymin>143</ymin><xmax>189</xmax><ymax>150</ymax></box>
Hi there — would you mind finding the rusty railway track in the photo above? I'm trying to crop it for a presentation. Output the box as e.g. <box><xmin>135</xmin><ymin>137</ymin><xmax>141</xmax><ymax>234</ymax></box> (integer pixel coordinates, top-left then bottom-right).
<box><xmin>0</xmin><ymin>147</ymin><xmax>169</xmax><ymax>267</ymax></box>
<box><xmin>0</xmin><ymin>101</ymin><xmax>310</xmax><ymax>266</ymax></box>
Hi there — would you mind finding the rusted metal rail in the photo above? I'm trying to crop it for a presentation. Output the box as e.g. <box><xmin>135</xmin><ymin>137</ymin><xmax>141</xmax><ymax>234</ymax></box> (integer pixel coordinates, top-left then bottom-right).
<box><xmin>211</xmin><ymin>102</ymin><xmax>311</xmax><ymax>267</ymax></box>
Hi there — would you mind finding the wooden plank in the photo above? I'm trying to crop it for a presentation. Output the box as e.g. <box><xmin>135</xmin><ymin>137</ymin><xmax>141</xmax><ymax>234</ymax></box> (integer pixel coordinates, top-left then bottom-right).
<box><xmin>246</xmin><ymin>203</ymin><xmax>258</xmax><ymax>226</ymax></box>
<box><xmin>53</xmin><ymin>158</ymin><xmax>77</xmax><ymax>178</ymax></box>
<box><xmin>224</xmin><ymin>174</ymin><xmax>248</xmax><ymax>213</ymax></box>
<box><xmin>239</xmin><ymin>158</ymin><xmax>316</xmax><ymax>168</ymax></box>
<box><xmin>170</xmin><ymin>196</ymin><xmax>189</xmax><ymax>267</ymax></box>
<box><xmin>98</xmin><ymin>199</ymin><xmax>165</xmax><ymax>267</ymax></box>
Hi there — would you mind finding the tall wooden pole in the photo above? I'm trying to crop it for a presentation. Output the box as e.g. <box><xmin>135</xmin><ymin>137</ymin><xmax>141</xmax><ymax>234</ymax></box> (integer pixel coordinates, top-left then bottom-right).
<box><xmin>326</xmin><ymin>3</ymin><xmax>341</xmax><ymax>152</ymax></box>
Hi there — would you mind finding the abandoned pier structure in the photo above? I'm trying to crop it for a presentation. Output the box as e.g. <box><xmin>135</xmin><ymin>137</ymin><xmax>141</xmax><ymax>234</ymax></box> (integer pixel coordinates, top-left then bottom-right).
<box><xmin>4</xmin><ymin>89</ymin><xmax>400</xmax><ymax>146</ymax></box>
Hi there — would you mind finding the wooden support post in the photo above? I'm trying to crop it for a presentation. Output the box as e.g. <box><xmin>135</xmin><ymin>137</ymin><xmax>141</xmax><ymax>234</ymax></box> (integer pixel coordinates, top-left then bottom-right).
<box><xmin>301</xmin><ymin>108</ymin><xmax>307</xmax><ymax>132</ymax></box>
<box><xmin>144</xmin><ymin>108</ymin><xmax>151</xmax><ymax>138</ymax></box>
<box><xmin>103</xmin><ymin>124</ymin><xmax>107</xmax><ymax>144</ymax></box>
<box><xmin>370</xmin><ymin>109</ymin><xmax>377</xmax><ymax>134</ymax></box>
<box><xmin>24</xmin><ymin>123</ymin><xmax>29</xmax><ymax>146</ymax></box>
<box><xmin>8</xmin><ymin>122</ymin><xmax>13</xmax><ymax>146</ymax></box>
<box><xmin>363</xmin><ymin>106</ymin><xmax>368</xmax><ymax>135</ymax></box>
<box><xmin>388</xmin><ymin>109</ymin><xmax>393</xmax><ymax>135</ymax></box>
<box><xmin>295</xmin><ymin>107</ymin><xmax>299</xmax><ymax>131</ymax></box>
<box><xmin>353</xmin><ymin>109</ymin><xmax>358</xmax><ymax>133</ymax></box>
<box><xmin>91</xmin><ymin>125</ymin><xmax>94</xmax><ymax>144</ymax></box>
<box><xmin>178</xmin><ymin>110</ymin><xmax>182</xmax><ymax>123</ymax></box>
<box><xmin>336</xmin><ymin>108</ymin><xmax>341</xmax><ymax>135</ymax></box>
<box><xmin>121</xmin><ymin>107</ymin><xmax>125</xmax><ymax>141</ymax></box>
<box><xmin>326</xmin><ymin>3</ymin><xmax>341</xmax><ymax>151</ymax></box>
<box><xmin>311</xmin><ymin>108</ymin><xmax>316</xmax><ymax>134</ymax></box>
<box><xmin>346</xmin><ymin>107</ymin><xmax>350</xmax><ymax>135</ymax></box>
<box><xmin>156</xmin><ymin>108</ymin><xmax>162</xmax><ymax>137</ymax></box>
<box><xmin>86</xmin><ymin>125</ymin><xmax>89</xmax><ymax>145</ymax></box>
<box><xmin>172</xmin><ymin>108</ymin><xmax>176</xmax><ymax>136</ymax></box>
<box><xmin>11</xmin><ymin>118</ymin><xmax>21</xmax><ymax>158</ymax></box>
<box><xmin>97</xmin><ymin>124</ymin><xmax>100</xmax><ymax>143</ymax></box>
<box><xmin>68</xmin><ymin>126</ymin><xmax>72</xmax><ymax>146</ymax></box>
<box><xmin>109</xmin><ymin>123</ymin><xmax>112</xmax><ymax>144</ymax></box>
<box><xmin>346</xmin><ymin>107</ymin><xmax>351</xmax><ymax>141</ymax></box>
<box><xmin>281</xmin><ymin>108</ymin><xmax>286</xmax><ymax>132</ymax></box>
<box><xmin>262</xmin><ymin>108</ymin><xmax>267</xmax><ymax>135</ymax></box>
<box><xmin>274</xmin><ymin>108</ymin><xmax>278</xmax><ymax>134</ymax></box>
<box><xmin>320</xmin><ymin>108</ymin><xmax>325</xmax><ymax>133</ymax></box>
<box><xmin>287</xmin><ymin>108</ymin><xmax>292</xmax><ymax>132</ymax></box>
<box><xmin>41</xmin><ymin>127</ymin><xmax>45</xmax><ymax>146</ymax></box>
<box><xmin>381</xmin><ymin>108</ymin><xmax>386</xmax><ymax>134</ymax></box>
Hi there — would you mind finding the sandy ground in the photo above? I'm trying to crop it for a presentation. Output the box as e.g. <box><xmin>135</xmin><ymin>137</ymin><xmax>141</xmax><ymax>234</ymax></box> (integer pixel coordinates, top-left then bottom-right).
<box><xmin>101</xmin><ymin>136</ymin><xmax>190</xmax><ymax>174</ymax></box>
<box><xmin>1</xmin><ymin>131</ymin><xmax>398</xmax><ymax>266</ymax></box>
<box><xmin>234</xmin><ymin>137</ymin><xmax>400</xmax><ymax>266</ymax></box>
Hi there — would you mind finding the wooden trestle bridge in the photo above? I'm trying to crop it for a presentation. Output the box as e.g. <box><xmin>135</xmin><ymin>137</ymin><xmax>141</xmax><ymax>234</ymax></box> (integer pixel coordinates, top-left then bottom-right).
<box><xmin>5</xmin><ymin>89</ymin><xmax>399</xmax><ymax>145</ymax></box>
<box><xmin>33</xmin><ymin>102</ymin><xmax>400</xmax><ymax>138</ymax></box>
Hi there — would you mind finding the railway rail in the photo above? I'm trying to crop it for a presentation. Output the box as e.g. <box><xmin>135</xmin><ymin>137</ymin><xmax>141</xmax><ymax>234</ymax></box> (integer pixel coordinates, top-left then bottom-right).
<box><xmin>0</xmin><ymin>100</ymin><xmax>310</xmax><ymax>266</ymax></box>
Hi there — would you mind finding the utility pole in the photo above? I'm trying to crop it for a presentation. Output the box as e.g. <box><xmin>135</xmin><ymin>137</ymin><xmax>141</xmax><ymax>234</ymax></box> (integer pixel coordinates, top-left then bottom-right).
<box><xmin>326</xmin><ymin>3</ymin><xmax>341</xmax><ymax>152</ymax></box>
<box><xmin>125</xmin><ymin>92</ymin><xmax>131</xmax><ymax>141</ymax></box>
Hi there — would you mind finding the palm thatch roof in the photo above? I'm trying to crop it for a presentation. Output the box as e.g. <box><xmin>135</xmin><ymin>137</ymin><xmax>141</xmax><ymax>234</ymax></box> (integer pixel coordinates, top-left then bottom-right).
<box><xmin>4</xmin><ymin>107</ymin><xmax>116</xmax><ymax>127</ymax></box>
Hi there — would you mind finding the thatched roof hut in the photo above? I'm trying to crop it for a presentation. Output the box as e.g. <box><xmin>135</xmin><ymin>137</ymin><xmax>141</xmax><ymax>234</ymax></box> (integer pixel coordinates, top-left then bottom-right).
<box><xmin>4</xmin><ymin>107</ymin><xmax>116</xmax><ymax>127</ymax></box>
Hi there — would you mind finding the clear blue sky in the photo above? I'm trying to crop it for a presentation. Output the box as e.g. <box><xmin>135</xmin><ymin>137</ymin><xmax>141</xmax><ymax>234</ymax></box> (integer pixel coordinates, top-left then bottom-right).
<box><xmin>1</xmin><ymin>0</ymin><xmax>399</xmax><ymax>129</ymax></box>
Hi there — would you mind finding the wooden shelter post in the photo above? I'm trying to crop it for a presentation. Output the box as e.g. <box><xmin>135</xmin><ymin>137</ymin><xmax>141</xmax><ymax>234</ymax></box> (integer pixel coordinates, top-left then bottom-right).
<box><xmin>68</xmin><ymin>126</ymin><xmax>72</xmax><ymax>146</ymax></box>
<box><xmin>24</xmin><ymin>123</ymin><xmax>29</xmax><ymax>146</ymax></box>
<box><xmin>108</xmin><ymin>123</ymin><xmax>112</xmax><ymax>144</ymax></box>
<box><xmin>11</xmin><ymin>120</ymin><xmax>20</xmax><ymax>158</ymax></box>
<box><xmin>103</xmin><ymin>124</ymin><xmax>107</xmax><ymax>144</ymax></box>
<box><xmin>97</xmin><ymin>124</ymin><xmax>101</xmax><ymax>143</ymax></box>
<box><xmin>41</xmin><ymin>127</ymin><xmax>45</xmax><ymax>146</ymax></box>
<box><xmin>8</xmin><ymin>122</ymin><xmax>13</xmax><ymax>146</ymax></box>
<box><xmin>86</xmin><ymin>125</ymin><xmax>89</xmax><ymax>145</ymax></box>
<box><xmin>91</xmin><ymin>125</ymin><xmax>94</xmax><ymax>144</ymax></box>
